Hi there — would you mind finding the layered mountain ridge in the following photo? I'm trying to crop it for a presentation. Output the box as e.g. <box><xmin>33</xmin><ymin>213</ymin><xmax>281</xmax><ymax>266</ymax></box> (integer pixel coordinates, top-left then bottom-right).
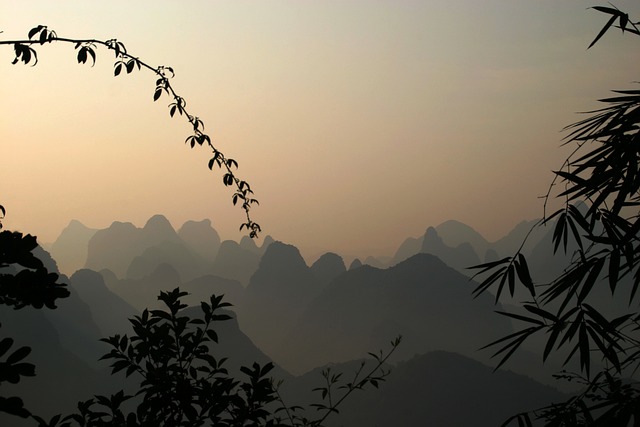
<box><xmin>12</xmin><ymin>213</ymin><xmax>583</xmax><ymax>426</ymax></box>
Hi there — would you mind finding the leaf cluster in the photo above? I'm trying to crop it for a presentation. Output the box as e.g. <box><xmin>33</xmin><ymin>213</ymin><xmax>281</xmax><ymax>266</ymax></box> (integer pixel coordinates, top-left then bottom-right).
<box><xmin>25</xmin><ymin>289</ymin><xmax>400</xmax><ymax>427</ymax></box>
<box><xmin>0</xmin><ymin>230</ymin><xmax>69</xmax><ymax>310</ymax></box>
<box><xmin>0</xmin><ymin>209</ymin><xmax>70</xmax><ymax>420</ymax></box>
<box><xmin>0</xmin><ymin>337</ymin><xmax>35</xmax><ymax>418</ymax></box>
<box><xmin>31</xmin><ymin>288</ymin><xmax>277</xmax><ymax>427</ymax></box>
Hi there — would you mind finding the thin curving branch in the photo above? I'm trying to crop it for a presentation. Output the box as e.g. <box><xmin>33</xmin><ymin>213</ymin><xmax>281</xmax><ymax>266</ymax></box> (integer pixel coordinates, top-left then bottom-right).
<box><xmin>1</xmin><ymin>25</ymin><xmax>261</xmax><ymax>238</ymax></box>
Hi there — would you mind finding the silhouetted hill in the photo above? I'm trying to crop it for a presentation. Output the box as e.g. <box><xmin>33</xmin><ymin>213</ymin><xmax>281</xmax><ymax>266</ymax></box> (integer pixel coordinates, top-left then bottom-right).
<box><xmin>310</xmin><ymin>252</ymin><xmax>346</xmax><ymax>288</ymax></box>
<box><xmin>181</xmin><ymin>274</ymin><xmax>245</xmax><ymax>309</ymax></box>
<box><xmin>32</xmin><ymin>244</ymin><xmax>62</xmax><ymax>277</ymax></box>
<box><xmin>85</xmin><ymin>220</ymin><xmax>142</xmax><ymax>277</ymax></box>
<box><xmin>259</xmin><ymin>235</ymin><xmax>275</xmax><ymax>253</ymax></box>
<box><xmin>239</xmin><ymin>234</ymin><xmax>274</xmax><ymax>256</ymax></box>
<box><xmin>104</xmin><ymin>262</ymin><xmax>182</xmax><ymax>310</ymax></box>
<box><xmin>0</xmin><ymin>304</ymin><xmax>114</xmax><ymax>426</ymax></box>
<box><xmin>23</xmin><ymin>248</ymin><xmax>107</xmax><ymax>368</ymax></box>
<box><xmin>177</xmin><ymin>218</ymin><xmax>221</xmax><ymax>261</ymax></box>
<box><xmin>239</xmin><ymin>235</ymin><xmax>260</xmax><ymax>253</ymax></box>
<box><xmin>125</xmin><ymin>239</ymin><xmax>207</xmax><ymax>281</ymax></box>
<box><xmin>363</xmin><ymin>255</ymin><xmax>386</xmax><ymax>268</ymax></box>
<box><xmin>484</xmin><ymin>247</ymin><xmax>499</xmax><ymax>263</ymax></box>
<box><xmin>85</xmin><ymin>215</ymin><xmax>186</xmax><ymax>278</ymax></box>
<box><xmin>43</xmin><ymin>283</ymin><xmax>107</xmax><ymax>367</ymax></box>
<box><xmin>180</xmin><ymin>306</ymin><xmax>292</xmax><ymax>382</ymax></box>
<box><xmin>210</xmin><ymin>240</ymin><xmax>261</xmax><ymax>286</ymax></box>
<box><xmin>492</xmin><ymin>218</ymin><xmax>546</xmax><ymax>258</ymax></box>
<box><xmin>348</xmin><ymin>258</ymin><xmax>363</xmax><ymax>270</ymax></box>
<box><xmin>391</xmin><ymin>236</ymin><xmax>422</xmax><ymax>266</ymax></box>
<box><xmin>140</xmin><ymin>214</ymin><xmax>181</xmax><ymax>247</ymax></box>
<box><xmin>246</xmin><ymin>242</ymin><xmax>317</xmax><ymax>298</ymax></box>
<box><xmin>420</xmin><ymin>226</ymin><xmax>481</xmax><ymax>272</ymax></box>
<box><xmin>390</xmin><ymin>219</ymin><xmax>545</xmax><ymax>269</ymax></box>
<box><xmin>49</xmin><ymin>219</ymin><xmax>97</xmax><ymax>275</ymax></box>
<box><xmin>280</xmin><ymin>351</ymin><xmax>566</xmax><ymax>427</ymax></box>
<box><xmin>0</xmin><ymin>247</ymin><xmax>122</xmax><ymax>425</ymax></box>
<box><xmin>276</xmin><ymin>253</ymin><xmax>513</xmax><ymax>375</ymax></box>
<box><xmin>241</xmin><ymin>242</ymin><xmax>320</xmax><ymax>358</ymax></box>
<box><xmin>70</xmin><ymin>269</ymin><xmax>139</xmax><ymax>337</ymax></box>
<box><xmin>390</xmin><ymin>226</ymin><xmax>481</xmax><ymax>273</ymax></box>
<box><xmin>436</xmin><ymin>219</ymin><xmax>491</xmax><ymax>257</ymax></box>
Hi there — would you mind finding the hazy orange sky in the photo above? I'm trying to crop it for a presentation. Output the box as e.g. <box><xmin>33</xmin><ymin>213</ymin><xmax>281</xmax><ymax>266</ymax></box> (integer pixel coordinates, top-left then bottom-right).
<box><xmin>1</xmin><ymin>1</ymin><xmax>638</xmax><ymax>260</ymax></box>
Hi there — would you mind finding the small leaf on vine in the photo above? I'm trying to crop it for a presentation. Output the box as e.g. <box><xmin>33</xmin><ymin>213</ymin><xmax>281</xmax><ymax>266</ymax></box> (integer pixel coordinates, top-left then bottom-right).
<box><xmin>28</xmin><ymin>25</ymin><xmax>43</xmax><ymax>40</ymax></box>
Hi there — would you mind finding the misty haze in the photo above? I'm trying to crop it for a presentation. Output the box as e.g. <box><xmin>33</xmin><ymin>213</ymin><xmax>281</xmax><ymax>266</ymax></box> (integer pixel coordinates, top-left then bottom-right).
<box><xmin>2</xmin><ymin>1</ymin><xmax>639</xmax><ymax>426</ymax></box>
<box><xmin>3</xmin><ymin>214</ymin><xmax>574</xmax><ymax>426</ymax></box>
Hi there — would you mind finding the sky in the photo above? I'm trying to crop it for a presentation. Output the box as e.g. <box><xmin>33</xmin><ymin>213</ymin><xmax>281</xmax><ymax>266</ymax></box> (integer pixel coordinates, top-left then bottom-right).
<box><xmin>1</xmin><ymin>1</ymin><xmax>638</xmax><ymax>261</ymax></box>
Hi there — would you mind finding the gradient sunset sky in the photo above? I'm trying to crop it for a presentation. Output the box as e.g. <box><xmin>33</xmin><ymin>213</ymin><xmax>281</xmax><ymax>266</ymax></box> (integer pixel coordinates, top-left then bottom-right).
<box><xmin>1</xmin><ymin>1</ymin><xmax>638</xmax><ymax>260</ymax></box>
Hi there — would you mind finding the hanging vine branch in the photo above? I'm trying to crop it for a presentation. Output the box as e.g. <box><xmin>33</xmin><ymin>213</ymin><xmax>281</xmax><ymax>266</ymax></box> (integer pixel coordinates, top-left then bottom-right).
<box><xmin>1</xmin><ymin>25</ymin><xmax>261</xmax><ymax>238</ymax></box>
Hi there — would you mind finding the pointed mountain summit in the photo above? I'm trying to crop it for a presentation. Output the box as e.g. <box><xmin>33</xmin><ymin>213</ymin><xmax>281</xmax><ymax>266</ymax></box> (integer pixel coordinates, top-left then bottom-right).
<box><xmin>246</xmin><ymin>241</ymin><xmax>317</xmax><ymax>297</ymax></box>
<box><xmin>239</xmin><ymin>235</ymin><xmax>260</xmax><ymax>253</ymax></box>
<box><xmin>50</xmin><ymin>220</ymin><xmax>98</xmax><ymax>275</ymax></box>
<box><xmin>310</xmin><ymin>252</ymin><xmax>346</xmax><ymax>288</ymax></box>
<box><xmin>349</xmin><ymin>258</ymin><xmax>363</xmax><ymax>270</ymax></box>
<box><xmin>178</xmin><ymin>219</ymin><xmax>221</xmax><ymax>261</ymax></box>
<box><xmin>85</xmin><ymin>221</ymin><xmax>141</xmax><ymax>277</ymax></box>
<box><xmin>363</xmin><ymin>256</ymin><xmax>386</xmax><ymax>268</ymax></box>
<box><xmin>435</xmin><ymin>220</ymin><xmax>490</xmax><ymax>258</ymax></box>
<box><xmin>260</xmin><ymin>235</ymin><xmax>275</xmax><ymax>253</ymax></box>
<box><xmin>141</xmin><ymin>214</ymin><xmax>180</xmax><ymax>246</ymax></box>
<box><xmin>85</xmin><ymin>215</ymin><xmax>190</xmax><ymax>279</ymax></box>
<box><xmin>211</xmin><ymin>240</ymin><xmax>261</xmax><ymax>286</ymax></box>
<box><xmin>420</xmin><ymin>227</ymin><xmax>480</xmax><ymax>272</ymax></box>
<box><xmin>241</xmin><ymin>241</ymin><xmax>319</xmax><ymax>359</ymax></box>
<box><xmin>492</xmin><ymin>218</ymin><xmax>545</xmax><ymax>258</ymax></box>
<box><xmin>391</xmin><ymin>236</ymin><xmax>422</xmax><ymax>266</ymax></box>
<box><xmin>125</xmin><ymin>239</ymin><xmax>207</xmax><ymax>282</ymax></box>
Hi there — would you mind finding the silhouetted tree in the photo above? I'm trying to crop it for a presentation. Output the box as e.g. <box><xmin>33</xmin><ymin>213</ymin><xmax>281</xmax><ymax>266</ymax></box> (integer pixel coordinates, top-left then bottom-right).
<box><xmin>0</xmin><ymin>212</ymin><xmax>70</xmax><ymax>418</ymax></box>
<box><xmin>471</xmin><ymin>5</ymin><xmax>640</xmax><ymax>426</ymax></box>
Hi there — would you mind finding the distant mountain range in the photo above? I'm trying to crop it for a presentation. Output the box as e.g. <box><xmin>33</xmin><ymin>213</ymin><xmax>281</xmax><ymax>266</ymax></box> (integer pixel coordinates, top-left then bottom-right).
<box><xmin>5</xmin><ymin>213</ymin><xmax>598</xmax><ymax>425</ymax></box>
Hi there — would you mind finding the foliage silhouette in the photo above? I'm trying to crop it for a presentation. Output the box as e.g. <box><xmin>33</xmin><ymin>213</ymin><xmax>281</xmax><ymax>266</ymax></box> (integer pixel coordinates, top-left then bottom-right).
<box><xmin>0</xmin><ymin>210</ymin><xmax>70</xmax><ymax>419</ymax></box>
<box><xmin>22</xmin><ymin>288</ymin><xmax>399</xmax><ymax>427</ymax></box>
<box><xmin>470</xmin><ymin>5</ymin><xmax>640</xmax><ymax>426</ymax></box>
<box><xmin>1</xmin><ymin>25</ymin><xmax>260</xmax><ymax>238</ymax></box>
